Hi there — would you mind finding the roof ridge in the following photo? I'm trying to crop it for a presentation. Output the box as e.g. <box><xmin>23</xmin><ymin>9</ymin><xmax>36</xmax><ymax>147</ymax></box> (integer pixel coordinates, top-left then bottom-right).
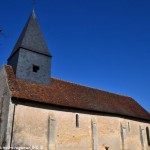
<box><xmin>51</xmin><ymin>77</ymin><xmax>132</xmax><ymax>99</ymax></box>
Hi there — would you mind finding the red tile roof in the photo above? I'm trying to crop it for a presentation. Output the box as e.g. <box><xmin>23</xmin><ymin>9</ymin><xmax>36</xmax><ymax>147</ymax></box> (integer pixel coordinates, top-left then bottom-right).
<box><xmin>4</xmin><ymin>65</ymin><xmax>150</xmax><ymax>121</ymax></box>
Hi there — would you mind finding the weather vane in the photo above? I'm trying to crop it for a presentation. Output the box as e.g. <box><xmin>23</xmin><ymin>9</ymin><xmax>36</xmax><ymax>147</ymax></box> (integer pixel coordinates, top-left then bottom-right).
<box><xmin>32</xmin><ymin>0</ymin><xmax>37</xmax><ymax>9</ymax></box>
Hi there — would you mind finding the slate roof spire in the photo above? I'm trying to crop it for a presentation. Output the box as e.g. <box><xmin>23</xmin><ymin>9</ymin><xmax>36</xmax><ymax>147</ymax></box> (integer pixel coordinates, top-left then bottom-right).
<box><xmin>8</xmin><ymin>10</ymin><xmax>51</xmax><ymax>60</ymax></box>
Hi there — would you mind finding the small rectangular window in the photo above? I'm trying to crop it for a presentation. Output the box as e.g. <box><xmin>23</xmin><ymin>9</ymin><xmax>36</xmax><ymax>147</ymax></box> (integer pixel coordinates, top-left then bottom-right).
<box><xmin>33</xmin><ymin>65</ymin><xmax>40</xmax><ymax>73</ymax></box>
<box><xmin>76</xmin><ymin>114</ymin><xmax>79</xmax><ymax>128</ymax></box>
<box><xmin>146</xmin><ymin>127</ymin><xmax>150</xmax><ymax>146</ymax></box>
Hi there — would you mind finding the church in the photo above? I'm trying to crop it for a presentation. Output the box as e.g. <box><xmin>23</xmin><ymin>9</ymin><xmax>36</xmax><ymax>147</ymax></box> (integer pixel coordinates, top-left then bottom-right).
<box><xmin>0</xmin><ymin>10</ymin><xmax>150</xmax><ymax>150</ymax></box>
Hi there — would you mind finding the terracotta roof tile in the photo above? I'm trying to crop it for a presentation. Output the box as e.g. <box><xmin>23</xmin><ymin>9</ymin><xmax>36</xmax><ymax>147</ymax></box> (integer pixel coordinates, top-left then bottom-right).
<box><xmin>4</xmin><ymin>65</ymin><xmax>150</xmax><ymax>121</ymax></box>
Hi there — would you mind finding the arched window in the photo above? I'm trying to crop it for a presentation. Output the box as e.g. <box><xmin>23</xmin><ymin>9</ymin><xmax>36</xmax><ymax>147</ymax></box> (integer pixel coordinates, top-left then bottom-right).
<box><xmin>76</xmin><ymin>114</ymin><xmax>79</xmax><ymax>128</ymax></box>
<box><xmin>146</xmin><ymin>127</ymin><xmax>150</xmax><ymax>146</ymax></box>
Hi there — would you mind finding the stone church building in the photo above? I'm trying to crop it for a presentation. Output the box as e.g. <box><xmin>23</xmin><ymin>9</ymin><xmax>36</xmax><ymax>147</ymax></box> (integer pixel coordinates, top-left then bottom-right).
<box><xmin>0</xmin><ymin>11</ymin><xmax>150</xmax><ymax>150</ymax></box>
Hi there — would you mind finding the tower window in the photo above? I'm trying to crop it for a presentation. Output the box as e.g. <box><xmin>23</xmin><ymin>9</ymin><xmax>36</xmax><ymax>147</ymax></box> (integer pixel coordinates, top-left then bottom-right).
<box><xmin>33</xmin><ymin>65</ymin><xmax>40</xmax><ymax>73</ymax></box>
<box><xmin>76</xmin><ymin>114</ymin><xmax>79</xmax><ymax>128</ymax></box>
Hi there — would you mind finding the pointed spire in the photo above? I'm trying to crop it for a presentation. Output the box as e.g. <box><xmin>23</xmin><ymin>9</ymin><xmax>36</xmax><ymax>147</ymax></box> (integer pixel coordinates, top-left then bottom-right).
<box><xmin>32</xmin><ymin>9</ymin><xmax>36</xmax><ymax>19</ymax></box>
<box><xmin>8</xmin><ymin>10</ymin><xmax>51</xmax><ymax>60</ymax></box>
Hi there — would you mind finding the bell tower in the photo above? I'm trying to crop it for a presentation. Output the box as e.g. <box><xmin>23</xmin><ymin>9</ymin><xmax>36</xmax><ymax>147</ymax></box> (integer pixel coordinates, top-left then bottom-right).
<box><xmin>7</xmin><ymin>10</ymin><xmax>52</xmax><ymax>85</ymax></box>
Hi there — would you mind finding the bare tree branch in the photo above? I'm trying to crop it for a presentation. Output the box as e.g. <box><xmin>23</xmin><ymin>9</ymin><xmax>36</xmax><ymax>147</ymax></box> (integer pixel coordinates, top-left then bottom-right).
<box><xmin>0</xmin><ymin>27</ymin><xmax>7</xmax><ymax>38</ymax></box>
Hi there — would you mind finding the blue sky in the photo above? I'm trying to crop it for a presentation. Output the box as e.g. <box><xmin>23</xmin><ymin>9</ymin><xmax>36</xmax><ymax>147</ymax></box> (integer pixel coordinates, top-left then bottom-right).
<box><xmin>0</xmin><ymin>0</ymin><xmax>150</xmax><ymax>112</ymax></box>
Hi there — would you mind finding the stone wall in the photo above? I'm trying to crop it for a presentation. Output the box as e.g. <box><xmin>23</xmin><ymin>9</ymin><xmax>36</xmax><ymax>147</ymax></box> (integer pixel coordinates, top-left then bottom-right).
<box><xmin>0</xmin><ymin>67</ymin><xmax>14</xmax><ymax>147</ymax></box>
<box><xmin>12</xmin><ymin>103</ymin><xmax>150</xmax><ymax>150</ymax></box>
